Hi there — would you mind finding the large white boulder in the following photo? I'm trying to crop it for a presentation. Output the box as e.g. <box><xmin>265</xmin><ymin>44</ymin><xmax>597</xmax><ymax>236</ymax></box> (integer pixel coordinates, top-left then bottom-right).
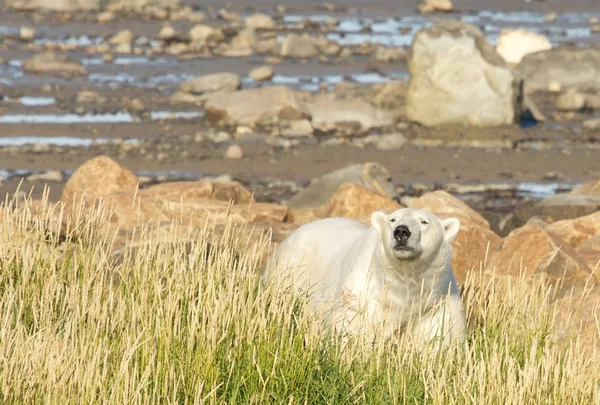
<box><xmin>407</xmin><ymin>21</ymin><xmax>517</xmax><ymax>127</ymax></box>
<box><xmin>496</xmin><ymin>28</ymin><xmax>552</xmax><ymax>65</ymax></box>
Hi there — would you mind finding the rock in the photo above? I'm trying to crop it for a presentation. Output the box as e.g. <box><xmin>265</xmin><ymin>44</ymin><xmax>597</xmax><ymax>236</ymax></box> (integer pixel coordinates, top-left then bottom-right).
<box><xmin>159</xmin><ymin>25</ymin><xmax>177</xmax><ymax>41</ymax></box>
<box><xmin>109</xmin><ymin>29</ymin><xmax>133</xmax><ymax>45</ymax></box>
<box><xmin>451</xmin><ymin>221</ymin><xmax>501</xmax><ymax>284</ymax></box>
<box><xmin>548</xmin><ymin>81</ymin><xmax>562</xmax><ymax>93</ymax></box>
<box><xmin>408</xmin><ymin>190</ymin><xmax>491</xmax><ymax>229</ymax></box>
<box><xmin>373</xmin><ymin>47</ymin><xmax>407</xmax><ymax>62</ymax></box>
<box><xmin>180</xmin><ymin>73</ymin><xmax>240</xmax><ymax>95</ymax></box>
<box><xmin>407</xmin><ymin>21</ymin><xmax>516</xmax><ymax>127</ymax></box>
<box><xmin>372</xmin><ymin>81</ymin><xmax>407</xmax><ymax>110</ymax></box>
<box><xmin>205</xmin><ymin>86</ymin><xmax>309</xmax><ymax>126</ymax></box>
<box><xmin>546</xmin><ymin>211</ymin><xmax>600</xmax><ymax>247</ymax></box>
<box><xmin>224</xmin><ymin>144</ymin><xmax>244</xmax><ymax>160</ymax></box>
<box><xmin>231</xmin><ymin>27</ymin><xmax>258</xmax><ymax>49</ymax></box>
<box><xmin>23</xmin><ymin>52</ymin><xmax>87</xmax><ymax>77</ymax></box>
<box><xmin>323</xmin><ymin>182</ymin><xmax>402</xmax><ymax>220</ymax></box>
<box><xmin>572</xmin><ymin>180</ymin><xmax>600</xmax><ymax>195</ymax></box>
<box><xmin>515</xmin><ymin>48</ymin><xmax>600</xmax><ymax>91</ymax></box>
<box><xmin>280</xmin><ymin>34</ymin><xmax>319</xmax><ymax>58</ymax></box>
<box><xmin>76</xmin><ymin>90</ymin><xmax>107</xmax><ymax>104</ymax></box>
<box><xmin>556</xmin><ymin>91</ymin><xmax>587</xmax><ymax>112</ymax></box>
<box><xmin>407</xmin><ymin>190</ymin><xmax>499</xmax><ymax>283</ymax></box>
<box><xmin>287</xmin><ymin>163</ymin><xmax>396</xmax><ymax>209</ymax></box>
<box><xmin>246</xmin><ymin>13</ymin><xmax>275</xmax><ymax>30</ymax></box>
<box><xmin>108</xmin><ymin>0</ymin><xmax>178</xmax><ymax>11</ymax></box>
<box><xmin>60</xmin><ymin>156</ymin><xmax>139</xmax><ymax>209</ymax></box>
<box><xmin>306</xmin><ymin>96</ymin><xmax>396</xmax><ymax>131</ymax></box>
<box><xmin>88</xmin><ymin>193</ymin><xmax>291</xmax><ymax>229</ymax></box>
<box><xmin>169</xmin><ymin>6</ymin><xmax>204</xmax><ymax>22</ymax></box>
<box><xmin>583</xmin><ymin>118</ymin><xmax>600</xmax><ymax>130</ymax></box>
<box><xmin>189</xmin><ymin>24</ymin><xmax>224</xmax><ymax>44</ymax></box>
<box><xmin>278</xmin><ymin>119</ymin><xmax>314</xmax><ymax>137</ymax></box>
<box><xmin>364</xmin><ymin>133</ymin><xmax>407</xmax><ymax>150</ymax></box>
<box><xmin>97</xmin><ymin>10</ymin><xmax>115</xmax><ymax>23</ymax></box>
<box><xmin>486</xmin><ymin>222</ymin><xmax>598</xmax><ymax>297</ymax></box>
<box><xmin>26</xmin><ymin>170</ymin><xmax>63</xmax><ymax>183</ymax></box>
<box><xmin>538</xmin><ymin>193</ymin><xmax>600</xmax><ymax>208</ymax></box>
<box><xmin>575</xmin><ymin>247</ymin><xmax>600</xmax><ymax>271</ymax></box>
<box><xmin>20</xmin><ymin>26</ymin><xmax>36</xmax><ymax>41</ymax></box>
<box><xmin>140</xmin><ymin>180</ymin><xmax>253</xmax><ymax>204</ymax></box>
<box><xmin>255</xmin><ymin>38</ymin><xmax>280</xmax><ymax>55</ymax></box>
<box><xmin>580</xmin><ymin>235</ymin><xmax>600</xmax><ymax>250</ymax></box>
<box><xmin>586</xmin><ymin>94</ymin><xmax>600</xmax><ymax>110</ymax></box>
<box><xmin>495</xmin><ymin>28</ymin><xmax>552</xmax><ymax>65</ymax></box>
<box><xmin>418</xmin><ymin>0</ymin><xmax>452</xmax><ymax>13</ymax></box>
<box><xmin>7</xmin><ymin>0</ymin><xmax>100</xmax><ymax>11</ymax></box>
<box><xmin>249</xmin><ymin>65</ymin><xmax>274</xmax><ymax>81</ymax></box>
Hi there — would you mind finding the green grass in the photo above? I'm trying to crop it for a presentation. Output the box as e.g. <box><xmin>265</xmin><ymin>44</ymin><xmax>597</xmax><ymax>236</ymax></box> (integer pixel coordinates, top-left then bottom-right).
<box><xmin>0</xmin><ymin>197</ymin><xmax>598</xmax><ymax>404</ymax></box>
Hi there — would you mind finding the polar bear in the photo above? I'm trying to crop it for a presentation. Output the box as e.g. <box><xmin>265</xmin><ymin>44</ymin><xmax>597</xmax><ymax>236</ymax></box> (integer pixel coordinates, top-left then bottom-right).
<box><xmin>263</xmin><ymin>208</ymin><xmax>466</xmax><ymax>345</ymax></box>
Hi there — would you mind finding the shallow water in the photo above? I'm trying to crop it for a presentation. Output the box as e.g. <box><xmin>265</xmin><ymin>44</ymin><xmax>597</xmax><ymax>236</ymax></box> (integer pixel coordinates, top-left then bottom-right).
<box><xmin>0</xmin><ymin>111</ymin><xmax>202</xmax><ymax>124</ymax></box>
<box><xmin>19</xmin><ymin>96</ymin><xmax>56</xmax><ymax>107</ymax></box>
<box><xmin>0</xmin><ymin>136</ymin><xmax>140</xmax><ymax>147</ymax></box>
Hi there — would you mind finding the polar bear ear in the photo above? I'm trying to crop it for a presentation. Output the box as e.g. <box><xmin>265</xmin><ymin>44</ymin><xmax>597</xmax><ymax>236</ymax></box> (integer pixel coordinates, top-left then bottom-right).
<box><xmin>442</xmin><ymin>218</ymin><xmax>460</xmax><ymax>243</ymax></box>
<box><xmin>371</xmin><ymin>211</ymin><xmax>386</xmax><ymax>231</ymax></box>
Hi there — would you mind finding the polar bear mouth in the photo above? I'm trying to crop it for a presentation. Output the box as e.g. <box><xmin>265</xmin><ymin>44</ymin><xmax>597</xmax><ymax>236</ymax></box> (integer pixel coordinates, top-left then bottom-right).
<box><xmin>393</xmin><ymin>244</ymin><xmax>418</xmax><ymax>253</ymax></box>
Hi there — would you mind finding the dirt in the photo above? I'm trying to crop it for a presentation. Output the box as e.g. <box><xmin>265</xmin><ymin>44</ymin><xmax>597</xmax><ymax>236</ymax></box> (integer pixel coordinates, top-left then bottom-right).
<box><xmin>0</xmin><ymin>0</ymin><xmax>600</xmax><ymax>209</ymax></box>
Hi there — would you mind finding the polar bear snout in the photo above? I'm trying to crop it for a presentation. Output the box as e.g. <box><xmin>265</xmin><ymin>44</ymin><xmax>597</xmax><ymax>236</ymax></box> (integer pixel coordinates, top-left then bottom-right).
<box><xmin>393</xmin><ymin>225</ymin><xmax>411</xmax><ymax>244</ymax></box>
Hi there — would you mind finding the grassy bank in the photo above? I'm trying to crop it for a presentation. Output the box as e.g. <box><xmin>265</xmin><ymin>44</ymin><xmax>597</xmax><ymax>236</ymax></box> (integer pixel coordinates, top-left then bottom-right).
<box><xmin>0</xmin><ymin>198</ymin><xmax>598</xmax><ymax>404</ymax></box>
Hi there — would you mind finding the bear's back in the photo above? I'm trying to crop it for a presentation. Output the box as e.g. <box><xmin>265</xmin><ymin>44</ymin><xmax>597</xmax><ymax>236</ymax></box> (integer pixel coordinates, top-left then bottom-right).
<box><xmin>265</xmin><ymin>217</ymin><xmax>370</xmax><ymax>302</ymax></box>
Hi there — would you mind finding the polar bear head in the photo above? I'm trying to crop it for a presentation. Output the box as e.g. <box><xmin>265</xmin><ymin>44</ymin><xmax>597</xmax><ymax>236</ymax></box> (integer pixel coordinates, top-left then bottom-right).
<box><xmin>370</xmin><ymin>208</ymin><xmax>460</xmax><ymax>261</ymax></box>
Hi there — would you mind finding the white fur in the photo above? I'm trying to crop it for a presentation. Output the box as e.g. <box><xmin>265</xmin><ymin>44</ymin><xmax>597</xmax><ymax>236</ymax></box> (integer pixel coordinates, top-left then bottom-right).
<box><xmin>263</xmin><ymin>208</ymin><xmax>466</xmax><ymax>345</ymax></box>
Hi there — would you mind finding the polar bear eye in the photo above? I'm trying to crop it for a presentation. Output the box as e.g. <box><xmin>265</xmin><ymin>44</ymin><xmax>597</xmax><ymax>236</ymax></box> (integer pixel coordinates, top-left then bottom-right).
<box><xmin>420</xmin><ymin>220</ymin><xmax>429</xmax><ymax>225</ymax></box>
<box><xmin>390</xmin><ymin>218</ymin><xmax>396</xmax><ymax>223</ymax></box>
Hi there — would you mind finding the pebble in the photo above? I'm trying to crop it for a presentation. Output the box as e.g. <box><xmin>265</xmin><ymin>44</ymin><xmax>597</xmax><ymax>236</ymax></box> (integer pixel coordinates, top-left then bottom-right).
<box><xmin>159</xmin><ymin>25</ymin><xmax>177</xmax><ymax>41</ymax></box>
<box><xmin>97</xmin><ymin>11</ymin><xmax>115</xmax><ymax>23</ymax></box>
<box><xmin>249</xmin><ymin>65</ymin><xmax>274</xmax><ymax>81</ymax></box>
<box><xmin>547</xmin><ymin>81</ymin><xmax>561</xmax><ymax>93</ymax></box>
<box><xmin>20</xmin><ymin>27</ymin><xmax>36</xmax><ymax>41</ymax></box>
<box><xmin>224</xmin><ymin>144</ymin><xmax>244</xmax><ymax>159</ymax></box>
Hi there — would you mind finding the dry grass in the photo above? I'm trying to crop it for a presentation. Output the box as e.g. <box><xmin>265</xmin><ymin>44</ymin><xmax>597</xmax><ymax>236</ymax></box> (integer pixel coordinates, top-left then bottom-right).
<box><xmin>0</xmin><ymin>193</ymin><xmax>599</xmax><ymax>404</ymax></box>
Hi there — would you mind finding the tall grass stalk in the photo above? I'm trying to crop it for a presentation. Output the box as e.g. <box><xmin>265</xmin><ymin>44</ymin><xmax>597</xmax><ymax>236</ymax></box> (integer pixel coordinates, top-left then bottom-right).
<box><xmin>0</xmin><ymin>197</ymin><xmax>598</xmax><ymax>404</ymax></box>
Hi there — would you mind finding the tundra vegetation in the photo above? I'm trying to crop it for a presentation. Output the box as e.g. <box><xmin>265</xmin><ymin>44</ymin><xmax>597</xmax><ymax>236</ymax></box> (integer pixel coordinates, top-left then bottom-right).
<box><xmin>0</xmin><ymin>194</ymin><xmax>598</xmax><ymax>404</ymax></box>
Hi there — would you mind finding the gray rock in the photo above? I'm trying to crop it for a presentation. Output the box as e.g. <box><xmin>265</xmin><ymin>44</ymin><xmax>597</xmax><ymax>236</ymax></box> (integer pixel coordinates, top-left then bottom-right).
<box><xmin>287</xmin><ymin>163</ymin><xmax>396</xmax><ymax>209</ymax></box>
<box><xmin>249</xmin><ymin>65</ymin><xmax>274</xmax><ymax>81</ymax></box>
<box><xmin>246</xmin><ymin>13</ymin><xmax>275</xmax><ymax>30</ymax></box>
<box><xmin>538</xmin><ymin>193</ymin><xmax>600</xmax><ymax>207</ymax></box>
<box><xmin>556</xmin><ymin>91</ymin><xmax>587</xmax><ymax>112</ymax></box>
<box><xmin>23</xmin><ymin>52</ymin><xmax>87</xmax><ymax>77</ymax></box>
<box><xmin>306</xmin><ymin>95</ymin><xmax>396</xmax><ymax>132</ymax></box>
<box><xmin>7</xmin><ymin>0</ymin><xmax>100</xmax><ymax>11</ymax></box>
<box><xmin>516</xmin><ymin>48</ymin><xmax>600</xmax><ymax>91</ymax></box>
<box><xmin>407</xmin><ymin>21</ymin><xmax>516</xmax><ymax>127</ymax></box>
<box><xmin>205</xmin><ymin>86</ymin><xmax>309</xmax><ymax>126</ymax></box>
<box><xmin>374</xmin><ymin>47</ymin><xmax>407</xmax><ymax>62</ymax></box>
<box><xmin>280</xmin><ymin>34</ymin><xmax>319</xmax><ymax>58</ymax></box>
<box><xmin>364</xmin><ymin>133</ymin><xmax>407</xmax><ymax>150</ymax></box>
<box><xmin>109</xmin><ymin>0</ymin><xmax>179</xmax><ymax>11</ymax></box>
<box><xmin>489</xmin><ymin>194</ymin><xmax>600</xmax><ymax>236</ymax></box>
<box><xmin>189</xmin><ymin>24</ymin><xmax>224</xmax><ymax>43</ymax></box>
<box><xmin>180</xmin><ymin>73</ymin><xmax>240</xmax><ymax>95</ymax></box>
<box><xmin>224</xmin><ymin>144</ymin><xmax>243</xmax><ymax>160</ymax></box>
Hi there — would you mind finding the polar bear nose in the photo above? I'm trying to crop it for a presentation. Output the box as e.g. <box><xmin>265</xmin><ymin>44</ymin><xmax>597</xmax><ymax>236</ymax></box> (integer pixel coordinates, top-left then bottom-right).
<box><xmin>393</xmin><ymin>225</ymin><xmax>411</xmax><ymax>242</ymax></box>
